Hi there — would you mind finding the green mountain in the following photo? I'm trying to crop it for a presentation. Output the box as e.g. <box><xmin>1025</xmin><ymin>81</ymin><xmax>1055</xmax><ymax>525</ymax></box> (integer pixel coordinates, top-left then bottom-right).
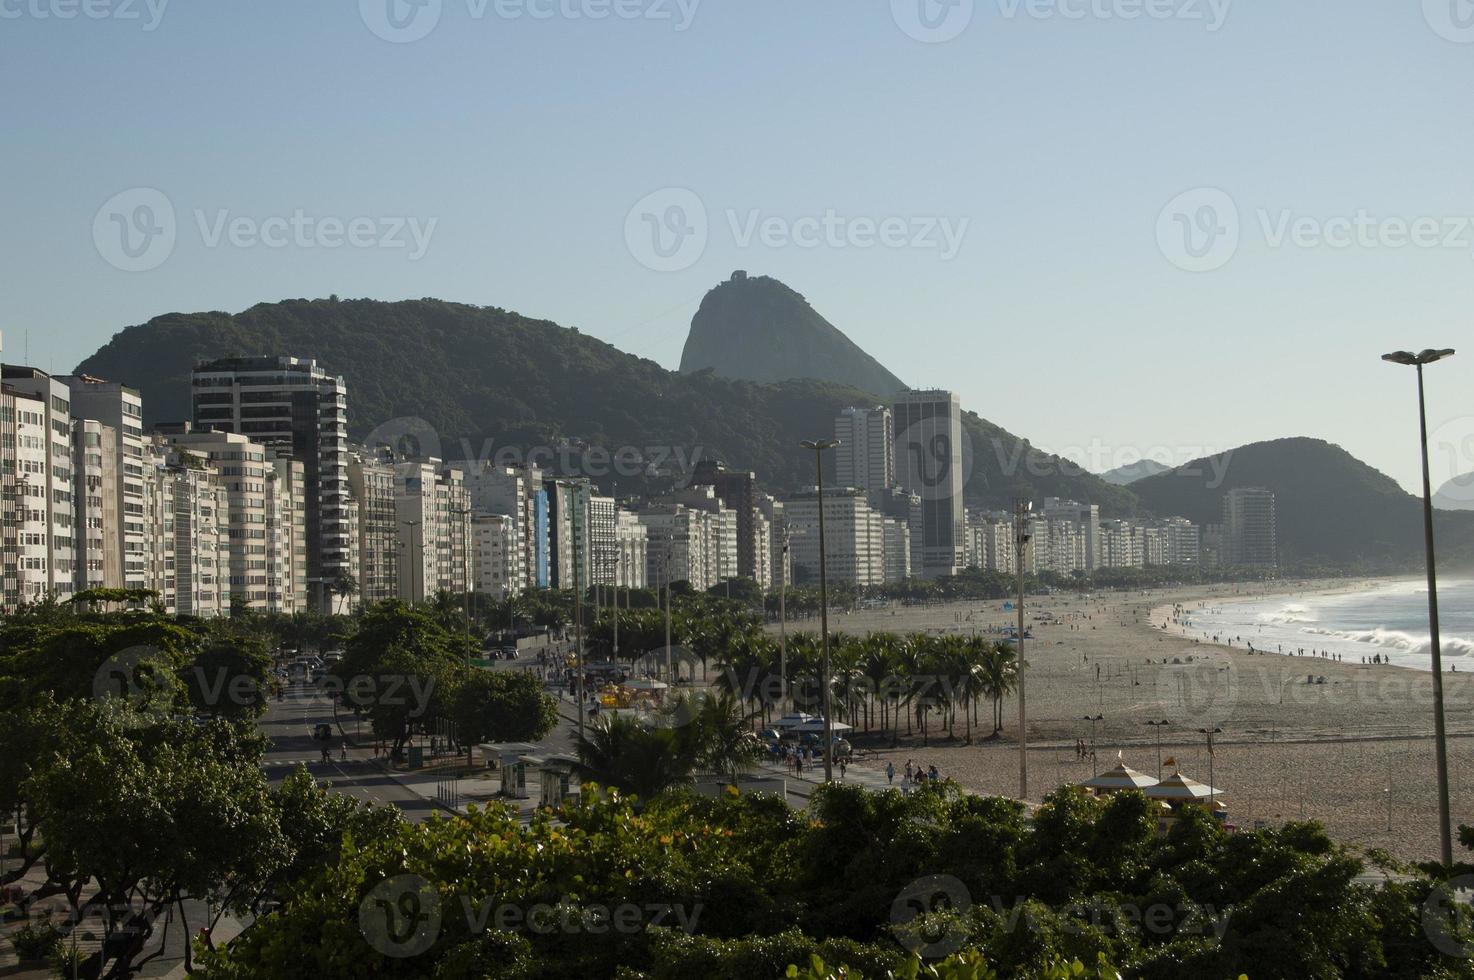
<box><xmin>679</xmin><ymin>272</ymin><xmax>906</xmax><ymax>396</ymax></box>
<box><xmin>74</xmin><ymin>296</ymin><xmax>1134</xmax><ymax>512</ymax></box>
<box><xmin>1130</xmin><ymin>437</ymin><xmax>1474</xmax><ymax>569</ymax></box>
<box><xmin>1100</xmin><ymin>460</ymin><xmax>1171</xmax><ymax>485</ymax></box>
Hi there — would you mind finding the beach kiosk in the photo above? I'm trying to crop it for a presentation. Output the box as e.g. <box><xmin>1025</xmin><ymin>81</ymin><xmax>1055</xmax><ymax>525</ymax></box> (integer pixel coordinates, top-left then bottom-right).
<box><xmin>478</xmin><ymin>742</ymin><xmax>541</xmax><ymax>800</ymax></box>
<box><xmin>523</xmin><ymin>753</ymin><xmax>580</xmax><ymax>807</ymax></box>
<box><xmin>1079</xmin><ymin>759</ymin><xmax>1160</xmax><ymax>797</ymax></box>
<box><xmin>1144</xmin><ymin>771</ymin><xmax>1225</xmax><ymax>832</ymax></box>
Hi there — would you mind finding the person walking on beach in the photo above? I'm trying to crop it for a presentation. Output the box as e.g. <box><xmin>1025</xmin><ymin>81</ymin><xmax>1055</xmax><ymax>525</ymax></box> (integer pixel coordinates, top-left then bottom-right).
<box><xmin>905</xmin><ymin>759</ymin><xmax>914</xmax><ymax>783</ymax></box>
<box><xmin>886</xmin><ymin>761</ymin><xmax>895</xmax><ymax>785</ymax></box>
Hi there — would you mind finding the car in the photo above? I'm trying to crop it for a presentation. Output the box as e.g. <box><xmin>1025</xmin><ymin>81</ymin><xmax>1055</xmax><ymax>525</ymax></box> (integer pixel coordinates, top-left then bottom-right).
<box><xmin>312</xmin><ymin>723</ymin><xmax>333</xmax><ymax>741</ymax></box>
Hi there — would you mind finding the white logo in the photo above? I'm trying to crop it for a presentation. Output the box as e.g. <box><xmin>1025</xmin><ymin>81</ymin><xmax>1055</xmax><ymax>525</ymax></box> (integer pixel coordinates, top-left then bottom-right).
<box><xmin>1425</xmin><ymin>0</ymin><xmax>1474</xmax><ymax>42</ymax></box>
<box><xmin>1423</xmin><ymin>874</ymin><xmax>1474</xmax><ymax>957</ymax></box>
<box><xmin>1153</xmin><ymin>659</ymin><xmax>1236</xmax><ymax>729</ymax></box>
<box><xmin>93</xmin><ymin>188</ymin><xmax>176</xmax><ymax>272</ymax></box>
<box><xmin>1156</xmin><ymin>187</ymin><xmax>1239</xmax><ymax>272</ymax></box>
<box><xmin>891</xmin><ymin>874</ymin><xmax>972</xmax><ymax>958</ymax></box>
<box><xmin>92</xmin><ymin>645</ymin><xmax>174</xmax><ymax>726</ymax></box>
<box><xmin>625</xmin><ymin>188</ymin><xmax>708</xmax><ymax>272</ymax></box>
<box><xmin>360</xmin><ymin>874</ymin><xmax>442</xmax><ymax>957</ymax></box>
<box><xmin>1429</xmin><ymin>414</ymin><xmax>1474</xmax><ymax>507</ymax></box>
<box><xmin>363</xmin><ymin>416</ymin><xmax>443</xmax><ymax>462</ymax></box>
<box><xmin>896</xmin><ymin>417</ymin><xmax>974</xmax><ymax>503</ymax></box>
<box><xmin>360</xmin><ymin>0</ymin><xmax>442</xmax><ymax>43</ymax></box>
<box><xmin>892</xmin><ymin>0</ymin><xmax>974</xmax><ymax>43</ymax></box>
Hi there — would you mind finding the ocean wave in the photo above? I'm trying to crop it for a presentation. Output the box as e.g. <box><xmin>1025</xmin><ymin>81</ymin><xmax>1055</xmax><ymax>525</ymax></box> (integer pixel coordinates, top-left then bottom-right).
<box><xmin>1257</xmin><ymin>603</ymin><xmax>1317</xmax><ymax>625</ymax></box>
<box><xmin>1301</xmin><ymin>626</ymin><xmax>1474</xmax><ymax>658</ymax></box>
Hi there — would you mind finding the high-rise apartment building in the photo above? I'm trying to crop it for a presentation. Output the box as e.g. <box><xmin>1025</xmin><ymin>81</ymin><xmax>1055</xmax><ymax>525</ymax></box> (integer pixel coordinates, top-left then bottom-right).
<box><xmin>1222</xmin><ymin>488</ymin><xmax>1277</xmax><ymax>567</ymax></box>
<box><xmin>834</xmin><ymin>406</ymin><xmax>894</xmax><ymax>492</ymax></box>
<box><xmin>191</xmin><ymin>356</ymin><xmax>350</xmax><ymax>610</ymax></box>
<box><xmin>892</xmin><ymin>389</ymin><xmax>965</xmax><ymax>578</ymax></box>
<box><xmin>688</xmin><ymin>459</ymin><xmax>761</xmax><ymax>584</ymax></box>
<box><xmin>347</xmin><ymin>447</ymin><xmax>398</xmax><ymax>605</ymax></box>
<box><xmin>62</xmin><ymin>376</ymin><xmax>149</xmax><ymax>591</ymax></box>
<box><xmin>784</xmin><ymin>487</ymin><xmax>887</xmax><ymax>586</ymax></box>
<box><xmin>3</xmin><ymin>367</ymin><xmax>78</xmax><ymax>604</ymax></box>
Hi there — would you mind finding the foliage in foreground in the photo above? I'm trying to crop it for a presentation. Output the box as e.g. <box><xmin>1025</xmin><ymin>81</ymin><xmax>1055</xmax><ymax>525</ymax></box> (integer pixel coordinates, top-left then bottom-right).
<box><xmin>199</xmin><ymin>782</ymin><xmax>1474</xmax><ymax>980</ymax></box>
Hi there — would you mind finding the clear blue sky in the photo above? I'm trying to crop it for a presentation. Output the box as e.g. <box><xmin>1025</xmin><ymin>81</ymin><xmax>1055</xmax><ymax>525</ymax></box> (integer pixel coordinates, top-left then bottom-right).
<box><xmin>5</xmin><ymin>0</ymin><xmax>1473</xmax><ymax>494</ymax></box>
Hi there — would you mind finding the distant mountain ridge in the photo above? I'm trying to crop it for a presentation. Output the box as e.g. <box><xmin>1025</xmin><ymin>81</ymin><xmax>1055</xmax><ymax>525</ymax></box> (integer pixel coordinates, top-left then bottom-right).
<box><xmin>1130</xmin><ymin>437</ymin><xmax>1474</xmax><ymax>568</ymax></box>
<box><xmin>679</xmin><ymin>272</ymin><xmax>906</xmax><ymax>396</ymax></box>
<box><xmin>1100</xmin><ymin>460</ymin><xmax>1171</xmax><ymax>485</ymax></box>
<box><xmin>74</xmin><ymin>294</ymin><xmax>1133</xmax><ymax>512</ymax></box>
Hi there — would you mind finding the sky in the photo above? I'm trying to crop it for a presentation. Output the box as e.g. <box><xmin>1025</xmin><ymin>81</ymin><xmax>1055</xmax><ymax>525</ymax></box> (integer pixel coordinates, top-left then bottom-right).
<box><xmin>4</xmin><ymin>0</ymin><xmax>1473</xmax><ymax>497</ymax></box>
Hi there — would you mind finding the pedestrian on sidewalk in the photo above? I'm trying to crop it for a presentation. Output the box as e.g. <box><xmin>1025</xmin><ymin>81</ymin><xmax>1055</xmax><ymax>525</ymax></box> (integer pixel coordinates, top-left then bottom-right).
<box><xmin>839</xmin><ymin>759</ymin><xmax>847</xmax><ymax>781</ymax></box>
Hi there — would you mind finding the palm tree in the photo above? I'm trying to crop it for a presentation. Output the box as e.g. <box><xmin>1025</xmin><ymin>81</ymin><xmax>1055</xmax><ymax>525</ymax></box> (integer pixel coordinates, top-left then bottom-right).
<box><xmin>573</xmin><ymin>714</ymin><xmax>695</xmax><ymax>803</ymax></box>
<box><xmin>675</xmin><ymin>690</ymin><xmax>763</xmax><ymax>786</ymax></box>
<box><xmin>331</xmin><ymin>572</ymin><xmax>358</xmax><ymax>616</ymax></box>
<box><xmin>977</xmin><ymin>640</ymin><xmax>1020</xmax><ymax>735</ymax></box>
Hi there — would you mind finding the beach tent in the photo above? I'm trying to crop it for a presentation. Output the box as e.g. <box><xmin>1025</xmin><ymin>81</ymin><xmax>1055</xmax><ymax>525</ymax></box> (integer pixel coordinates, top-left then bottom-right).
<box><xmin>791</xmin><ymin>720</ymin><xmax>855</xmax><ymax>733</ymax></box>
<box><xmin>1080</xmin><ymin>759</ymin><xmax>1160</xmax><ymax>794</ymax></box>
<box><xmin>1144</xmin><ymin>771</ymin><xmax>1221</xmax><ymax>801</ymax></box>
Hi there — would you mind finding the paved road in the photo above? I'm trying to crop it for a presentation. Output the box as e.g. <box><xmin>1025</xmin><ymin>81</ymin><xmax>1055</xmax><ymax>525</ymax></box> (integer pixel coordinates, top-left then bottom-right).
<box><xmin>258</xmin><ymin>683</ymin><xmax>441</xmax><ymax>823</ymax></box>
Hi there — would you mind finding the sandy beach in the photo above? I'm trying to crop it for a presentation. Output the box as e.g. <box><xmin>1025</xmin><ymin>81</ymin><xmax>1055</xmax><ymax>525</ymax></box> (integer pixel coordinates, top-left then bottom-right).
<box><xmin>772</xmin><ymin>579</ymin><xmax>1473</xmax><ymax>864</ymax></box>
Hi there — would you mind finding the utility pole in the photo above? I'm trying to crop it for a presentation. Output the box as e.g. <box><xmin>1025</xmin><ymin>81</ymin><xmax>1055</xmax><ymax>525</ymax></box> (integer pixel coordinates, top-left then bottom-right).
<box><xmin>663</xmin><ymin>548</ymin><xmax>673</xmax><ymax>683</ymax></box>
<box><xmin>401</xmin><ymin>520</ymin><xmax>422</xmax><ymax>604</ymax></box>
<box><xmin>1014</xmin><ymin>499</ymin><xmax>1032</xmax><ymax>800</ymax></box>
<box><xmin>801</xmin><ymin>439</ymin><xmax>839</xmax><ymax>783</ymax></box>
<box><xmin>574</xmin><ymin>521</ymin><xmax>585</xmax><ymax>742</ymax></box>
<box><xmin>778</xmin><ymin>525</ymin><xmax>790</xmax><ymax>712</ymax></box>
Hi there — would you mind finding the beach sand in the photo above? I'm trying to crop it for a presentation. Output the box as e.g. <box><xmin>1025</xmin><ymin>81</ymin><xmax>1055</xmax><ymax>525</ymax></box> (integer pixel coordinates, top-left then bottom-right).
<box><xmin>771</xmin><ymin>579</ymin><xmax>1473</xmax><ymax>864</ymax></box>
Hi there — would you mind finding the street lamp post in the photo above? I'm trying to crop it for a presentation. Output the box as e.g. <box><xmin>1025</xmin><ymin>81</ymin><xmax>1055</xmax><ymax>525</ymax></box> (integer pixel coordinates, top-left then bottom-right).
<box><xmin>1015</xmin><ymin>499</ymin><xmax>1032</xmax><ymax>799</ymax></box>
<box><xmin>1145</xmin><ymin>719</ymin><xmax>1170</xmax><ymax>780</ymax></box>
<box><xmin>400</xmin><ymin>520</ymin><xmax>422</xmax><ymax>603</ymax></box>
<box><xmin>1199</xmin><ymin>726</ymin><xmax>1222</xmax><ymax>802</ymax></box>
<box><xmin>801</xmin><ymin>438</ymin><xmax>839</xmax><ymax>783</ymax></box>
<box><xmin>778</xmin><ymin>525</ymin><xmax>791</xmax><ymax>713</ymax></box>
<box><xmin>1083</xmin><ymin>714</ymin><xmax>1103</xmax><ymax>776</ymax></box>
<box><xmin>1382</xmin><ymin>347</ymin><xmax>1457</xmax><ymax>866</ymax></box>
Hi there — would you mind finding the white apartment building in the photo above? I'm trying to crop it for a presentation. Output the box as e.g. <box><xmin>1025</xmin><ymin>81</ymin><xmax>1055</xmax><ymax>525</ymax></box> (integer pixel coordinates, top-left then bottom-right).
<box><xmin>158</xmin><ymin>447</ymin><xmax>228</xmax><ymax>619</ymax></box>
<box><xmin>614</xmin><ymin>510</ymin><xmax>648</xmax><ymax>589</ymax></box>
<box><xmin>472</xmin><ymin>513</ymin><xmax>517</xmax><ymax>598</ymax></box>
<box><xmin>881</xmin><ymin>516</ymin><xmax>911</xmax><ymax>583</ymax></box>
<box><xmin>348</xmin><ymin>447</ymin><xmax>398</xmax><ymax>605</ymax></box>
<box><xmin>1042</xmin><ymin>498</ymin><xmax>1101</xmax><ymax>570</ymax></box>
<box><xmin>3</xmin><ymin>368</ymin><xmax>78</xmax><ymax>604</ymax></box>
<box><xmin>784</xmin><ymin>487</ymin><xmax>886</xmax><ymax>587</ymax></box>
<box><xmin>639</xmin><ymin>505</ymin><xmax>714</xmax><ymax>591</ymax></box>
<box><xmin>1</xmin><ymin>383</ymin><xmax>55</xmax><ymax>610</ymax></box>
<box><xmin>73</xmin><ymin>419</ymin><xmax>120</xmax><ymax>594</ymax></box>
<box><xmin>834</xmin><ymin>405</ymin><xmax>894</xmax><ymax>492</ymax></box>
<box><xmin>63</xmin><ymin>376</ymin><xmax>149</xmax><ymax>592</ymax></box>
<box><xmin>394</xmin><ymin>460</ymin><xmax>472</xmax><ymax>601</ymax></box>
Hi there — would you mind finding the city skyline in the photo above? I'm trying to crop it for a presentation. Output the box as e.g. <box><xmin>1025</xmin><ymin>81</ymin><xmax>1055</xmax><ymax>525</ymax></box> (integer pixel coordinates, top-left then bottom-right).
<box><xmin>6</xmin><ymin>2</ymin><xmax>1473</xmax><ymax>496</ymax></box>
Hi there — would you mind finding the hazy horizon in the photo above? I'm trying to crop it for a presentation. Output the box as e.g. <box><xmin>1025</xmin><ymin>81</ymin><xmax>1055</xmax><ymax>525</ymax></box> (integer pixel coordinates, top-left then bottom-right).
<box><xmin>6</xmin><ymin>0</ymin><xmax>1473</xmax><ymax>496</ymax></box>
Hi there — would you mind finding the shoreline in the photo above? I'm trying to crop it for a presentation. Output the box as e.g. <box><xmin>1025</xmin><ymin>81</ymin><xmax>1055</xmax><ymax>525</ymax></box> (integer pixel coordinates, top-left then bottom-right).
<box><xmin>793</xmin><ymin>576</ymin><xmax>1470</xmax><ymax>863</ymax></box>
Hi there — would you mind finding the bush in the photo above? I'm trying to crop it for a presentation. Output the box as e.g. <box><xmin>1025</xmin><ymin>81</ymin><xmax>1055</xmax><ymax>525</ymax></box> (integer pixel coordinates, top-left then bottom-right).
<box><xmin>12</xmin><ymin>920</ymin><xmax>62</xmax><ymax>960</ymax></box>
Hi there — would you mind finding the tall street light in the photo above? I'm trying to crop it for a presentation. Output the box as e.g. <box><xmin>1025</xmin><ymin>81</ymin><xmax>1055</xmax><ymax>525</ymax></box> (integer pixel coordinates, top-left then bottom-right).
<box><xmin>1083</xmin><ymin>714</ymin><xmax>1104</xmax><ymax>777</ymax></box>
<box><xmin>1382</xmin><ymin>346</ymin><xmax>1457</xmax><ymax>865</ymax></box>
<box><xmin>1145</xmin><ymin>719</ymin><xmax>1170</xmax><ymax>780</ymax></box>
<box><xmin>1015</xmin><ymin>499</ymin><xmax>1032</xmax><ymax>799</ymax></box>
<box><xmin>801</xmin><ymin>438</ymin><xmax>839</xmax><ymax>783</ymax></box>
<box><xmin>1198</xmin><ymin>726</ymin><xmax>1223</xmax><ymax>803</ymax></box>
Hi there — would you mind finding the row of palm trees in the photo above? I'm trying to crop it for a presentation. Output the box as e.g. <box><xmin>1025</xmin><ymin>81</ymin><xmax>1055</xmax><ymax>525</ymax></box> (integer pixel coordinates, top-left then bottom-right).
<box><xmin>715</xmin><ymin>630</ymin><xmax>1020</xmax><ymax>747</ymax></box>
<box><xmin>583</xmin><ymin>605</ymin><xmax>1022</xmax><ymax>749</ymax></box>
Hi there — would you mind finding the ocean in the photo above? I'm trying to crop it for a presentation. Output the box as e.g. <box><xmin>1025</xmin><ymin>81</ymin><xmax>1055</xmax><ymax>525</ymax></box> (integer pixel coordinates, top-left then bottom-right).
<box><xmin>1180</xmin><ymin>579</ymin><xmax>1474</xmax><ymax>671</ymax></box>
